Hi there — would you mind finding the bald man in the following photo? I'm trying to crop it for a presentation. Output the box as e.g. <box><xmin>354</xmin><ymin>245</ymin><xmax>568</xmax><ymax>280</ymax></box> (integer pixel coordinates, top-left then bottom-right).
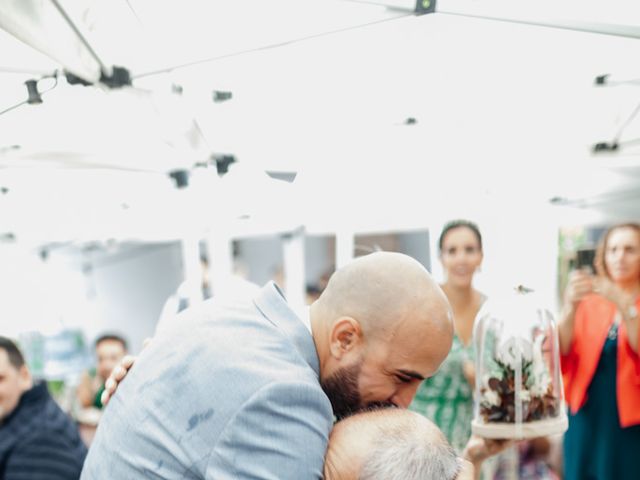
<box><xmin>325</xmin><ymin>409</ymin><xmax>505</xmax><ymax>480</ymax></box>
<box><xmin>83</xmin><ymin>252</ymin><xmax>453</xmax><ymax>479</ymax></box>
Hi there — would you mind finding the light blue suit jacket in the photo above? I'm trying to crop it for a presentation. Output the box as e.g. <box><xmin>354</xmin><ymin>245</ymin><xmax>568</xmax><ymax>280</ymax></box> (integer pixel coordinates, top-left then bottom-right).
<box><xmin>81</xmin><ymin>283</ymin><xmax>333</xmax><ymax>479</ymax></box>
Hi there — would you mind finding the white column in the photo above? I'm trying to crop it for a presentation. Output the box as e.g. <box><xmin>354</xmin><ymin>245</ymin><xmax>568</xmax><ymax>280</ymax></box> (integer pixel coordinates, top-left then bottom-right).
<box><xmin>335</xmin><ymin>229</ymin><xmax>355</xmax><ymax>269</ymax></box>
<box><xmin>181</xmin><ymin>237</ymin><xmax>203</xmax><ymax>305</ymax></box>
<box><xmin>205</xmin><ymin>229</ymin><xmax>234</xmax><ymax>296</ymax></box>
<box><xmin>427</xmin><ymin>219</ymin><xmax>445</xmax><ymax>283</ymax></box>
<box><xmin>283</xmin><ymin>227</ymin><xmax>306</xmax><ymax>310</ymax></box>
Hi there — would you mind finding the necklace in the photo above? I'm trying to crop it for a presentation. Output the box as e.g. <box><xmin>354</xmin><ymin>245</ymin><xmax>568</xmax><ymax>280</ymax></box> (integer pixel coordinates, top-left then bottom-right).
<box><xmin>608</xmin><ymin>322</ymin><xmax>619</xmax><ymax>341</ymax></box>
<box><xmin>608</xmin><ymin>311</ymin><xmax>621</xmax><ymax>341</ymax></box>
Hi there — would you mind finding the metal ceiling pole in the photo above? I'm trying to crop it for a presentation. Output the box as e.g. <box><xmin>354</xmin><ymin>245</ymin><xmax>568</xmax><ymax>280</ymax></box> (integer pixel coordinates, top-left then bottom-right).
<box><xmin>49</xmin><ymin>0</ymin><xmax>111</xmax><ymax>77</ymax></box>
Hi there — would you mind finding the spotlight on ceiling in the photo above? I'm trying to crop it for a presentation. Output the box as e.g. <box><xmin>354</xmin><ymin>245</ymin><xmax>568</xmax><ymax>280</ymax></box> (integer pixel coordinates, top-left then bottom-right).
<box><xmin>169</xmin><ymin>169</ymin><xmax>190</xmax><ymax>188</ymax></box>
<box><xmin>594</xmin><ymin>74</ymin><xmax>609</xmax><ymax>86</ymax></box>
<box><xmin>211</xmin><ymin>154</ymin><xmax>236</xmax><ymax>176</ymax></box>
<box><xmin>592</xmin><ymin>142</ymin><xmax>619</xmax><ymax>153</ymax></box>
<box><xmin>213</xmin><ymin>90</ymin><xmax>233</xmax><ymax>103</ymax></box>
<box><xmin>25</xmin><ymin>79</ymin><xmax>43</xmax><ymax>104</ymax></box>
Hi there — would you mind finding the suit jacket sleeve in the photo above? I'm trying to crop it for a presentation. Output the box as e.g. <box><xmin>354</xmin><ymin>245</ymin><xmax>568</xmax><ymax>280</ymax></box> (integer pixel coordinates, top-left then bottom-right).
<box><xmin>206</xmin><ymin>380</ymin><xmax>333</xmax><ymax>480</ymax></box>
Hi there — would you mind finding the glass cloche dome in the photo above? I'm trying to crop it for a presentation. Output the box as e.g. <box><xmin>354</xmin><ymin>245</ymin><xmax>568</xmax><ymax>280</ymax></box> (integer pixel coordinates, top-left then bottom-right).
<box><xmin>471</xmin><ymin>286</ymin><xmax>568</xmax><ymax>439</ymax></box>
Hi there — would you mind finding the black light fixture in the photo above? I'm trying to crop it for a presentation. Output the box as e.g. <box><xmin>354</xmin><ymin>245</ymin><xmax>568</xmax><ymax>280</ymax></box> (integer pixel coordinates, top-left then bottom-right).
<box><xmin>213</xmin><ymin>90</ymin><xmax>233</xmax><ymax>103</ymax></box>
<box><xmin>100</xmin><ymin>66</ymin><xmax>132</xmax><ymax>89</ymax></box>
<box><xmin>592</xmin><ymin>142</ymin><xmax>619</xmax><ymax>153</ymax></box>
<box><xmin>594</xmin><ymin>74</ymin><xmax>609</xmax><ymax>86</ymax></box>
<box><xmin>594</xmin><ymin>73</ymin><xmax>640</xmax><ymax>87</ymax></box>
<box><xmin>1</xmin><ymin>75</ymin><xmax>57</xmax><ymax>116</ymax></box>
<box><xmin>211</xmin><ymin>154</ymin><xmax>236</xmax><ymax>176</ymax></box>
<box><xmin>169</xmin><ymin>169</ymin><xmax>190</xmax><ymax>188</ymax></box>
<box><xmin>0</xmin><ymin>232</ymin><xmax>16</xmax><ymax>243</ymax></box>
<box><xmin>25</xmin><ymin>79</ymin><xmax>43</xmax><ymax>104</ymax></box>
<box><xmin>549</xmin><ymin>196</ymin><xmax>569</xmax><ymax>205</ymax></box>
<box><xmin>415</xmin><ymin>0</ymin><xmax>436</xmax><ymax>14</ymax></box>
<box><xmin>357</xmin><ymin>1</ymin><xmax>436</xmax><ymax>15</ymax></box>
<box><xmin>592</xmin><ymin>99</ymin><xmax>640</xmax><ymax>154</ymax></box>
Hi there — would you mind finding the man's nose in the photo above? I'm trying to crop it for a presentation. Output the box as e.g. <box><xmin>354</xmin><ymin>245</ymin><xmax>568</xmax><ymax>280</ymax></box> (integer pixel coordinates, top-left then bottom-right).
<box><xmin>391</xmin><ymin>382</ymin><xmax>420</xmax><ymax>409</ymax></box>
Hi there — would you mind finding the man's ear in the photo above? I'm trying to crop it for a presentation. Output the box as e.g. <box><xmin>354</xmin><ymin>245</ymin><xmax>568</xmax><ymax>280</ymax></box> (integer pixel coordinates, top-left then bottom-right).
<box><xmin>329</xmin><ymin>317</ymin><xmax>362</xmax><ymax>360</ymax></box>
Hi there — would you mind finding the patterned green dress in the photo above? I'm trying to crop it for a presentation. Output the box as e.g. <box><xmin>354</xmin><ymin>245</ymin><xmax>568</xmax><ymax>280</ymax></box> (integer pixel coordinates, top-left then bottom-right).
<box><xmin>410</xmin><ymin>334</ymin><xmax>475</xmax><ymax>453</ymax></box>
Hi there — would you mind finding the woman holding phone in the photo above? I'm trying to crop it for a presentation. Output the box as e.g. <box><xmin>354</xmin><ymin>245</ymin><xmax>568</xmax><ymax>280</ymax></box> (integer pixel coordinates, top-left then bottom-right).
<box><xmin>560</xmin><ymin>222</ymin><xmax>640</xmax><ymax>480</ymax></box>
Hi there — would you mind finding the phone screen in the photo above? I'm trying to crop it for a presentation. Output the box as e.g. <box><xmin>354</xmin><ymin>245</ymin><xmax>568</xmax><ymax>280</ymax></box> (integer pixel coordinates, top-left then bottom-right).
<box><xmin>576</xmin><ymin>249</ymin><xmax>595</xmax><ymax>272</ymax></box>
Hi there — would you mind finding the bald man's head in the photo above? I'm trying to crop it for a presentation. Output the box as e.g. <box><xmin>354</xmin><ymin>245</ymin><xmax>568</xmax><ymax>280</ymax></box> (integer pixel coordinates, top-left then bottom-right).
<box><xmin>310</xmin><ymin>252</ymin><xmax>453</xmax><ymax>419</ymax></box>
<box><xmin>324</xmin><ymin>409</ymin><xmax>461</xmax><ymax>480</ymax></box>
<box><xmin>316</xmin><ymin>252</ymin><xmax>449</xmax><ymax>338</ymax></box>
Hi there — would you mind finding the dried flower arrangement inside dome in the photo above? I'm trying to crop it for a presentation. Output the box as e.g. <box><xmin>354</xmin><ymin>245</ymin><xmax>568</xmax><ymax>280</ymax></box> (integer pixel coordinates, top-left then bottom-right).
<box><xmin>471</xmin><ymin>287</ymin><xmax>568</xmax><ymax>439</ymax></box>
<box><xmin>478</xmin><ymin>335</ymin><xmax>560</xmax><ymax>424</ymax></box>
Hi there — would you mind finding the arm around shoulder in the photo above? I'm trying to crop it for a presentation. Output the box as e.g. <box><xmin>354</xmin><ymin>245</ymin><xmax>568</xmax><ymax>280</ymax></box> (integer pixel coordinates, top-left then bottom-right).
<box><xmin>206</xmin><ymin>380</ymin><xmax>334</xmax><ymax>480</ymax></box>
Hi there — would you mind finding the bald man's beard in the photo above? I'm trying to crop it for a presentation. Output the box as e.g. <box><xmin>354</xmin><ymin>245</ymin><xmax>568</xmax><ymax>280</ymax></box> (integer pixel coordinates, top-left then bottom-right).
<box><xmin>321</xmin><ymin>360</ymin><xmax>362</xmax><ymax>420</ymax></box>
<box><xmin>320</xmin><ymin>359</ymin><xmax>396</xmax><ymax>420</ymax></box>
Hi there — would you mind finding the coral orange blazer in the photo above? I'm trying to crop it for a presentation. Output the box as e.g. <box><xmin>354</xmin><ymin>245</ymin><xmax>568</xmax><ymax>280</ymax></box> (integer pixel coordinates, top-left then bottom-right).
<box><xmin>561</xmin><ymin>293</ymin><xmax>640</xmax><ymax>428</ymax></box>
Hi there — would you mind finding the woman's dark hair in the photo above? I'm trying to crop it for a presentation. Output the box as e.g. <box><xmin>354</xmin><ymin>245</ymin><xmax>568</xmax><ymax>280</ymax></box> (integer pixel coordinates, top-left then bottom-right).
<box><xmin>438</xmin><ymin>220</ymin><xmax>483</xmax><ymax>253</ymax></box>
<box><xmin>594</xmin><ymin>222</ymin><xmax>640</xmax><ymax>280</ymax></box>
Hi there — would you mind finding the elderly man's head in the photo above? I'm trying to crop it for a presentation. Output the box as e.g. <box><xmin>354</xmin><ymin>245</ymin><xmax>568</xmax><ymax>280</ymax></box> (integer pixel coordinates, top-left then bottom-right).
<box><xmin>310</xmin><ymin>252</ymin><xmax>453</xmax><ymax>419</ymax></box>
<box><xmin>0</xmin><ymin>337</ymin><xmax>33</xmax><ymax>421</ymax></box>
<box><xmin>324</xmin><ymin>409</ymin><xmax>464</xmax><ymax>480</ymax></box>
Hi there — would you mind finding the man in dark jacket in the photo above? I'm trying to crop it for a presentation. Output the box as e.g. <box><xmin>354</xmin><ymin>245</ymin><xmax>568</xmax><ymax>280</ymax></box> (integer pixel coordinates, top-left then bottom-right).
<box><xmin>0</xmin><ymin>336</ymin><xmax>87</xmax><ymax>479</ymax></box>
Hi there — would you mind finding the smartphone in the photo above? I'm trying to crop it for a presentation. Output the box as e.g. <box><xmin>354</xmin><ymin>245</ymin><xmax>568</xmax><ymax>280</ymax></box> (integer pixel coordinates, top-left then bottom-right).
<box><xmin>576</xmin><ymin>248</ymin><xmax>596</xmax><ymax>272</ymax></box>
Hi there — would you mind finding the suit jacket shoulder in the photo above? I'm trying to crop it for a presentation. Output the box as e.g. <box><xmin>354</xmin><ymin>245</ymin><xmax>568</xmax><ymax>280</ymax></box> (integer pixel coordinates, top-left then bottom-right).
<box><xmin>82</xmin><ymin>283</ymin><xmax>333</xmax><ymax>479</ymax></box>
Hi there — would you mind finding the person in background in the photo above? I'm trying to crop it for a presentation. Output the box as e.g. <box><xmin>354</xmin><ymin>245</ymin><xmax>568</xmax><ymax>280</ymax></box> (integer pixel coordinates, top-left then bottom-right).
<box><xmin>77</xmin><ymin>334</ymin><xmax>128</xmax><ymax>410</ymax></box>
<box><xmin>560</xmin><ymin>222</ymin><xmax>640</xmax><ymax>480</ymax></box>
<box><xmin>492</xmin><ymin>437</ymin><xmax>559</xmax><ymax>480</ymax></box>
<box><xmin>410</xmin><ymin>220</ymin><xmax>485</xmax><ymax>453</ymax></box>
<box><xmin>410</xmin><ymin>220</ymin><xmax>558</xmax><ymax>478</ymax></box>
<box><xmin>0</xmin><ymin>336</ymin><xmax>87</xmax><ymax>479</ymax></box>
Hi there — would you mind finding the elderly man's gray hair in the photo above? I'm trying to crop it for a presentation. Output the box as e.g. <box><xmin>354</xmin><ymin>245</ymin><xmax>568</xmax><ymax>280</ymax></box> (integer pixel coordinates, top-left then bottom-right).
<box><xmin>358</xmin><ymin>425</ymin><xmax>462</xmax><ymax>480</ymax></box>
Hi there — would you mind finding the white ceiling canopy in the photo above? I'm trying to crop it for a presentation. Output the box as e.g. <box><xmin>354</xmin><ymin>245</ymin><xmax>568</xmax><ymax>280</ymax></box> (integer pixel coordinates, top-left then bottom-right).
<box><xmin>0</xmin><ymin>0</ymin><xmax>639</xmax><ymax>246</ymax></box>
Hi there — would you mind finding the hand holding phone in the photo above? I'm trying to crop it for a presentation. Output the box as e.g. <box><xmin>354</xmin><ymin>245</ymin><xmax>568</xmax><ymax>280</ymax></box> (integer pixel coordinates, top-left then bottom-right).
<box><xmin>564</xmin><ymin>269</ymin><xmax>594</xmax><ymax>306</ymax></box>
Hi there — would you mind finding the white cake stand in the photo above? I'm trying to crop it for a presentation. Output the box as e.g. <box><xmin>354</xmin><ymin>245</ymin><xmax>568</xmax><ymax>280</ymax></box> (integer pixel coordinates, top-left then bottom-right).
<box><xmin>471</xmin><ymin>414</ymin><xmax>568</xmax><ymax>439</ymax></box>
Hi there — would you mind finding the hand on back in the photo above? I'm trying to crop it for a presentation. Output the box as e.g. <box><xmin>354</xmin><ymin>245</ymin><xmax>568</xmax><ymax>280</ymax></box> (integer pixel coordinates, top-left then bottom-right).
<box><xmin>101</xmin><ymin>338</ymin><xmax>151</xmax><ymax>406</ymax></box>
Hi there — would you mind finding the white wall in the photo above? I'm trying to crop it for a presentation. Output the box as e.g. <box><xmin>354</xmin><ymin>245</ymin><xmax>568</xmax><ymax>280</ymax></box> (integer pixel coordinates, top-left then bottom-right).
<box><xmin>88</xmin><ymin>242</ymin><xmax>183</xmax><ymax>353</ymax></box>
<box><xmin>234</xmin><ymin>236</ymin><xmax>284</xmax><ymax>287</ymax></box>
<box><xmin>304</xmin><ymin>235</ymin><xmax>335</xmax><ymax>286</ymax></box>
